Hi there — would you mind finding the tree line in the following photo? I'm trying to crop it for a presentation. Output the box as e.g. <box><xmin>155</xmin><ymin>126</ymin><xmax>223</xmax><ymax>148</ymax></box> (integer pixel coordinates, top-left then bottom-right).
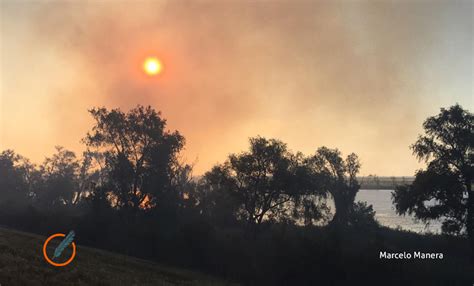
<box><xmin>0</xmin><ymin>104</ymin><xmax>472</xmax><ymax>284</ymax></box>
<box><xmin>0</xmin><ymin>105</ymin><xmax>375</xmax><ymax>231</ymax></box>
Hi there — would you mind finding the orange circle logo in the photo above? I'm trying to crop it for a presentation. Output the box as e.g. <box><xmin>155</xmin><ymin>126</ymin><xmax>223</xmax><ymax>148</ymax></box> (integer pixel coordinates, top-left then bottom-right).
<box><xmin>42</xmin><ymin>233</ymin><xmax>76</xmax><ymax>267</ymax></box>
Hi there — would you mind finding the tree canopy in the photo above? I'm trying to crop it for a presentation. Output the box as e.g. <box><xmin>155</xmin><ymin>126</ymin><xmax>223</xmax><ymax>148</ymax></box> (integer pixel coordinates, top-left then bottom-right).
<box><xmin>392</xmin><ymin>104</ymin><xmax>473</xmax><ymax>257</ymax></box>
<box><xmin>198</xmin><ymin>137</ymin><xmax>329</xmax><ymax>232</ymax></box>
<box><xmin>306</xmin><ymin>147</ymin><xmax>363</xmax><ymax>226</ymax></box>
<box><xmin>84</xmin><ymin>105</ymin><xmax>185</xmax><ymax>213</ymax></box>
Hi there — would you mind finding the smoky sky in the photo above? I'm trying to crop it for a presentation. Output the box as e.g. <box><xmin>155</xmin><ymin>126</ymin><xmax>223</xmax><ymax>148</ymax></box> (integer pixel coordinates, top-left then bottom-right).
<box><xmin>1</xmin><ymin>0</ymin><xmax>472</xmax><ymax>175</ymax></box>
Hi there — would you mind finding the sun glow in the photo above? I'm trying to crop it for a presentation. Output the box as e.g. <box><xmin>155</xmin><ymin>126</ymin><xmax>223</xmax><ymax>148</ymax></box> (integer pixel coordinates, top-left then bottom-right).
<box><xmin>143</xmin><ymin>57</ymin><xmax>162</xmax><ymax>76</ymax></box>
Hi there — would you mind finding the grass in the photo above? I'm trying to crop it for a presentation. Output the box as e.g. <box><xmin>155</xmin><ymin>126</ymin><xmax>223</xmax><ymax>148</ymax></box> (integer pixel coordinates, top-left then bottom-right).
<box><xmin>0</xmin><ymin>227</ymin><xmax>237</xmax><ymax>286</ymax></box>
<box><xmin>1</xmin><ymin>223</ymin><xmax>473</xmax><ymax>285</ymax></box>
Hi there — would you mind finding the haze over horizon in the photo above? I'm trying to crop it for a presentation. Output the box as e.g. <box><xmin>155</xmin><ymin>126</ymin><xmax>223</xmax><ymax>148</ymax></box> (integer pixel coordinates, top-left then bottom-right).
<box><xmin>1</xmin><ymin>0</ymin><xmax>472</xmax><ymax>176</ymax></box>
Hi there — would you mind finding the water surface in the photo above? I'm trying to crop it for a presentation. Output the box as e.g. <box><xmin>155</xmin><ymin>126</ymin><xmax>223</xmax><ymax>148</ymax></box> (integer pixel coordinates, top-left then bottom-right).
<box><xmin>356</xmin><ymin>189</ymin><xmax>442</xmax><ymax>233</ymax></box>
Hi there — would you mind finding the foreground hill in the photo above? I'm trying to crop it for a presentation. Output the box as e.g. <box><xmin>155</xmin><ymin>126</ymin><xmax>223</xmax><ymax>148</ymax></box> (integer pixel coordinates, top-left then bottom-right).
<box><xmin>0</xmin><ymin>227</ymin><xmax>236</xmax><ymax>286</ymax></box>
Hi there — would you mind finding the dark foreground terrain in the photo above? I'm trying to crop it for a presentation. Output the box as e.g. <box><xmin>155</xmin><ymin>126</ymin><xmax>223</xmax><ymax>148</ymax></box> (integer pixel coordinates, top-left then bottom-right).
<box><xmin>0</xmin><ymin>227</ymin><xmax>236</xmax><ymax>286</ymax></box>
<box><xmin>1</xmin><ymin>224</ymin><xmax>474</xmax><ymax>286</ymax></box>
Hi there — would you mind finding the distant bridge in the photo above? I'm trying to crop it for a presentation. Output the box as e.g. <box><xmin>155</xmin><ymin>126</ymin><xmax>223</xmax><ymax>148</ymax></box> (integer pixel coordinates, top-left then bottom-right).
<box><xmin>358</xmin><ymin>176</ymin><xmax>415</xmax><ymax>190</ymax></box>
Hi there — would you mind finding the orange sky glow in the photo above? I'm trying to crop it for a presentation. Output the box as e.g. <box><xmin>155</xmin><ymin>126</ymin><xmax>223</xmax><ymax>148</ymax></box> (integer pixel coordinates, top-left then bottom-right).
<box><xmin>0</xmin><ymin>1</ymin><xmax>472</xmax><ymax>176</ymax></box>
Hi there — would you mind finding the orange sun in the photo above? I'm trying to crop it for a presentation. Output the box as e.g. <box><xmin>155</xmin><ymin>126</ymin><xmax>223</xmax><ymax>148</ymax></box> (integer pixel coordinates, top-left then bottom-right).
<box><xmin>143</xmin><ymin>57</ymin><xmax>163</xmax><ymax>76</ymax></box>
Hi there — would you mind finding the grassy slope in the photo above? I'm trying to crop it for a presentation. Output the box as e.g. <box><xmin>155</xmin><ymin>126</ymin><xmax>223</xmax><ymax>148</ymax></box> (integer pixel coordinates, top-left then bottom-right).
<box><xmin>0</xmin><ymin>227</ymin><xmax>236</xmax><ymax>286</ymax></box>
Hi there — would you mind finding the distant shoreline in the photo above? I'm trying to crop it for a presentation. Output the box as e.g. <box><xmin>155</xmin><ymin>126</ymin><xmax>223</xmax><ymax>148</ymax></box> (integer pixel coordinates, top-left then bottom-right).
<box><xmin>358</xmin><ymin>176</ymin><xmax>415</xmax><ymax>190</ymax></box>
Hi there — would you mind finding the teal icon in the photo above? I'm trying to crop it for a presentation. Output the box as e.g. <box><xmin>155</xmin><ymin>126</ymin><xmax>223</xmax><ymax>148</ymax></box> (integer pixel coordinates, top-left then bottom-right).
<box><xmin>53</xmin><ymin>230</ymin><xmax>75</xmax><ymax>260</ymax></box>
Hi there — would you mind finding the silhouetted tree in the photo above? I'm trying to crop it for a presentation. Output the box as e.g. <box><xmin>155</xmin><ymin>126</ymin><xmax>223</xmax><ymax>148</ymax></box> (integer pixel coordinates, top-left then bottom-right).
<box><xmin>74</xmin><ymin>150</ymin><xmax>98</xmax><ymax>204</ymax></box>
<box><xmin>35</xmin><ymin>146</ymin><xmax>81</xmax><ymax>208</ymax></box>
<box><xmin>307</xmin><ymin>147</ymin><xmax>361</xmax><ymax>226</ymax></box>
<box><xmin>202</xmin><ymin>137</ymin><xmax>320</xmax><ymax>234</ymax></box>
<box><xmin>392</xmin><ymin>104</ymin><xmax>473</xmax><ymax>259</ymax></box>
<box><xmin>83</xmin><ymin>105</ymin><xmax>185</xmax><ymax>214</ymax></box>
<box><xmin>196</xmin><ymin>166</ymin><xmax>243</xmax><ymax>227</ymax></box>
<box><xmin>170</xmin><ymin>163</ymin><xmax>198</xmax><ymax>217</ymax></box>
<box><xmin>0</xmin><ymin>150</ymin><xmax>31</xmax><ymax>207</ymax></box>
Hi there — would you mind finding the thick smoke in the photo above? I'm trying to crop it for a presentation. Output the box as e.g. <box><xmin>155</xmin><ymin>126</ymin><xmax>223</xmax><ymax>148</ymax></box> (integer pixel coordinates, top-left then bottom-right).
<box><xmin>1</xmin><ymin>0</ymin><xmax>472</xmax><ymax>175</ymax></box>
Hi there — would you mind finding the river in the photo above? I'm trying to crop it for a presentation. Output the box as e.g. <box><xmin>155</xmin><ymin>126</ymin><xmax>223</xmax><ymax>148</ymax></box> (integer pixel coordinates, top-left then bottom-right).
<box><xmin>356</xmin><ymin>189</ymin><xmax>442</xmax><ymax>233</ymax></box>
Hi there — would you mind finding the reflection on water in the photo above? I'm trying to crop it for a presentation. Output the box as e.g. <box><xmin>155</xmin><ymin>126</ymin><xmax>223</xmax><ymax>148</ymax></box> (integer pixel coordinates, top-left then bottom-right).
<box><xmin>356</xmin><ymin>189</ymin><xmax>442</xmax><ymax>233</ymax></box>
